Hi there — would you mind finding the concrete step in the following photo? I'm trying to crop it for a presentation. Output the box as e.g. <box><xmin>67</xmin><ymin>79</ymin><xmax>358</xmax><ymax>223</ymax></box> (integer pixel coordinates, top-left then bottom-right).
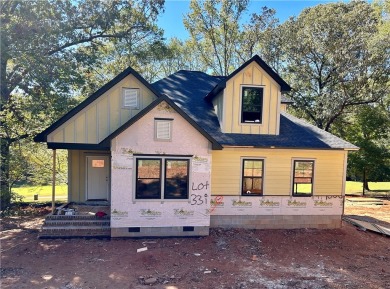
<box><xmin>46</xmin><ymin>214</ymin><xmax>110</xmax><ymax>221</ymax></box>
<box><xmin>40</xmin><ymin>226</ymin><xmax>111</xmax><ymax>238</ymax></box>
<box><xmin>44</xmin><ymin>219</ymin><xmax>110</xmax><ymax>227</ymax></box>
<box><xmin>40</xmin><ymin>213</ymin><xmax>111</xmax><ymax>238</ymax></box>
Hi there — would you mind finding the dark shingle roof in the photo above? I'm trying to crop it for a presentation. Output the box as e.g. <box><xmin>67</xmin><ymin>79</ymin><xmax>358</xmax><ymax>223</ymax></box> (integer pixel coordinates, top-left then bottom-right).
<box><xmin>152</xmin><ymin>70</ymin><xmax>357</xmax><ymax>150</ymax></box>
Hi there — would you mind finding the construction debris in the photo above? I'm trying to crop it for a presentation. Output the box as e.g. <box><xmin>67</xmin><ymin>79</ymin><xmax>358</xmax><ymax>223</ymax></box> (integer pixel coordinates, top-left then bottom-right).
<box><xmin>343</xmin><ymin>217</ymin><xmax>390</xmax><ymax>237</ymax></box>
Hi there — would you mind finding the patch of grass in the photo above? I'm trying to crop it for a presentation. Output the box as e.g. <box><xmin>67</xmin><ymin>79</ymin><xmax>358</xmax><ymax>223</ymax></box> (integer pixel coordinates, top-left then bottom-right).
<box><xmin>345</xmin><ymin>181</ymin><xmax>390</xmax><ymax>194</ymax></box>
<box><xmin>12</xmin><ymin>185</ymin><xmax>68</xmax><ymax>202</ymax></box>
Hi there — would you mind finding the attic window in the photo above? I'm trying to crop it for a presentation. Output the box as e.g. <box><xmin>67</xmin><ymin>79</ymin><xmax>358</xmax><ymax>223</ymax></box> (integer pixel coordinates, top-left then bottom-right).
<box><xmin>241</xmin><ymin>86</ymin><xmax>263</xmax><ymax>123</ymax></box>
<box><xmin>155</xmin><ymin>118</ymin><xmax>172</xmax><ymax>141</ymax></box>
<box><xmin>122</xmin><ymin>88</ymin><xmax>139</xmax><ymax>109</ymax></box>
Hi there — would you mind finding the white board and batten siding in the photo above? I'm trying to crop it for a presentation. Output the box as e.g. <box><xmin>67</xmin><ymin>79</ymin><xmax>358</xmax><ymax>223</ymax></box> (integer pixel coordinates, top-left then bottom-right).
<box><xmin>47</xmin><ymin>74</ymin><xmax>157</xmax><ymax>144</ymax></box>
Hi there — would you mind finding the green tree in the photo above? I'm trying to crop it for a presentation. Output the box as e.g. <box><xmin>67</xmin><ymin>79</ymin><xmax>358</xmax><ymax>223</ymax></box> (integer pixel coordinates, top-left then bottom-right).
<box><xmin>183</xmin><ymin>0</ymin><xmax>249</xmax><ymax>75</ymax></box>
<box><xmin>0</xmin><ymin>0</ymin><xmax>164</xmax><ymax>210</ymax></box>
<box><xmin>278</xmin><ymin>1</ymin><xmax>389</xmax><ymax>131</ymax></box>
<box><xmin>238</xmin><ymin>6</ymin><xmax>280</xmax><ymax>70</ymax></box>
<box><xmin>338</xmin><ymin>105</ymin><xmax>390</xmax><ymax>193</ymax></box>
<box><xmin>183</xmin><ymin>0</ymin><xmax>279</xmax><ymax>76</ymax></box>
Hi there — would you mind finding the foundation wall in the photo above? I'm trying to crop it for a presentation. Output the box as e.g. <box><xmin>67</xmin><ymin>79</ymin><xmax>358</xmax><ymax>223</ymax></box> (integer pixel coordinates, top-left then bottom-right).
<box><xmin>111</xmin><ymin>226</ymin><xmax>209</xmax><ymax>237</ymax></box>
<box><xmin>210</xmin><ymin>215</ymin><xmax>342</xmax><ymax>229</ymax></box>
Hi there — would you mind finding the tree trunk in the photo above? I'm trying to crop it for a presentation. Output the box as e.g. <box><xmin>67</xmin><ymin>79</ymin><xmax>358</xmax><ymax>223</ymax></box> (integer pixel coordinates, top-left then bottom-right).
<box><xmin>0</xmin><ymin>138</ymin><xmax>11</xmax><ymax>210</ymax></box>
<box><xmin>362</xmin><ymin>169</ymin><xmax>370</xmax><ymax>196</ymax></box>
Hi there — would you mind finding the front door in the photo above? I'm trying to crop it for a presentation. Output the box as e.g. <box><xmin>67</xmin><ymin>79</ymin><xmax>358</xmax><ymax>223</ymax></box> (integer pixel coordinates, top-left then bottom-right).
<box><xmin>86</xmin><ymin>155</ymin><xmax>110</xmax><ymax>200</ymax></box>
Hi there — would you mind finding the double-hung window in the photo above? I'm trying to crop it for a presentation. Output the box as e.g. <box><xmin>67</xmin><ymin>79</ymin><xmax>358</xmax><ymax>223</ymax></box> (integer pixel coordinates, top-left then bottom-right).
<box><xmin>292</xmin><ymin>160</ymin><xmax>314</xmax><ymax>196</ymax></box>
<box><xmin>135</xmin><ymin>157</ymin><xmax>190</xmax><ymax>200</ymax></box>
<box><xmin>242</xmin><ymin>159</ymin><xmax>264</xmax><ymax>195</ymax></box>
<box><xmin>241</xmin><ymin>86</ymin><xmax>264</xmax><ymax>123</ymax></box>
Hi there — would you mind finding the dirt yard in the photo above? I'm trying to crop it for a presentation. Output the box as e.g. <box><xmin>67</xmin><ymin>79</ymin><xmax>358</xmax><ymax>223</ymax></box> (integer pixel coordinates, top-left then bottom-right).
<box><xmin>1</xmin><ymin>199</ymin><xmax>389</xmax><ymax>289</ymax></box>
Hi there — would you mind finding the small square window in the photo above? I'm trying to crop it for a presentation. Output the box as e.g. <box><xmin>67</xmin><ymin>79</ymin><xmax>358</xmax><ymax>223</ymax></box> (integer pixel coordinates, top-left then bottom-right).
<box><xmin>122</xmin><ymin>88</ymin><xmax>139</xmax><ymax>109</ymax></box>
<box><xmin>155</xmin><ymin>119</ymin><xmax>172</xmax><ymax>141</ymax></box>
<box><xmin>241</xmin><ymin>86</ymin><xmax>263</xmax><ymax>123</ymax></box>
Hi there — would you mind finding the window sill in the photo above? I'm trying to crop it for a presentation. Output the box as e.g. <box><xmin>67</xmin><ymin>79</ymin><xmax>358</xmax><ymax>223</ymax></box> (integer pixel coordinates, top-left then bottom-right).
<box><xmin>240</xmin><ymin>122</ymin><xmax>263</xmax><ymax>125</ymax></box>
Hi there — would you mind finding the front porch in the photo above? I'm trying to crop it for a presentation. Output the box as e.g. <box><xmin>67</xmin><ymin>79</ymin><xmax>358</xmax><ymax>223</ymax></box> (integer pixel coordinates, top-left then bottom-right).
<box><xmin>40</xmin><ymin>202</ymin><xmax>111</xmax><ymax>238</ymax></box>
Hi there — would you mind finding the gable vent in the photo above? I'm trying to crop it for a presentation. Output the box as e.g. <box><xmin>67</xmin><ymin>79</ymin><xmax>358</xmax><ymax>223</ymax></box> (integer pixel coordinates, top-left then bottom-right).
<box><xmin>155</xmin><ymin>120</ymin><xmax>172</xmax><ymax>140</ymax></box>
<box><xmin>122</xmin><ymin>88</ymin><xmax>139</xmax><ymax>109</ymax></box>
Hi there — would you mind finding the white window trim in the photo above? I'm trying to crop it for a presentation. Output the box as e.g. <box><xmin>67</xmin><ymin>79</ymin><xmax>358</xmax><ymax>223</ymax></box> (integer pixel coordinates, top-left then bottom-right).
<box><xmin>240</xmin><ymin>157</ymin><xmax>266</xmax><ymax>196</ymax></box>
<box><xmin>133</xmin><ymin>156</ymin><xmax>192</xmax><ymax>203</ymax></box>
<box><xmin>154</xmin><ymin>118</ymin><xmax>173</xmax><ymax>141</ymax></box>
<box><xmin>290</xmin><ymin>158</ymin><xmax>316</xmax><ymax>197</ymax></box>
<box><xmin>240</xmin><ymin>85</ymin><xmax>265</xmax><ymax>125</ymax></box>
<box><xmin>122</xmin><ymin>87</ymin><xmax>140</xmax><ymax>109</ymax></box>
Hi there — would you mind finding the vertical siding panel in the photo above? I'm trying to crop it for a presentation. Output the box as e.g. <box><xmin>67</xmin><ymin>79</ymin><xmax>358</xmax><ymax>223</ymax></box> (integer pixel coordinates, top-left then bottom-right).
<box><xmin>53</xmin><ymin>130</ymin><xmax>64</xmax><ymax>142</ymax></box>
<box><xmin>84</xmin><ymin>113</ymin><xmax>88</xmax><ymax>142</ymax></box>
<box><xmin>109</xmin><ymin>92</ymin><xmax>120</xmax><ymax>133</ymax></box>
<box><xmin>231</xmin><ymin>80</ymin><xmax>236</xmax><ymax>132</ymax></box>
<box><xmin>86</xmin><ymin>106</ymin><xmax>96</xmax><ymax>143</ymax></box>
<box><xmin>70</xmin><ymin>150</ymin><xmax>80</xmax><ymax>202</ymax></box>
<box><xmin>79</xmin><ymin>151</ymin><xmax>86</xmax><ymax>201</ymax></box>
<box><xmin>269</xmin><ymin>84</ymin><xmax>278</xmax><ymax>135</ymax></box>
<box><xmin>64</xmin><ymin>123</ymin><xmax>74</xmax><ymax>142</ymax></box>
<box><xmin>251</xmin><ymin>64</ymin><xmax>254</xmax><ymax>85</ymax></box>
<box><xmin>75</xmin><ymin>115</ymin><xmax>85</xmax><ymax>143</ymax></box>
<box><xmin>253</xmin><ymin>67</ymin><xmax>262</xmax><ymax>84</ymax></box>
<box><xmin>98</xmin><ymin>98</ymin><xmax>109</xmax><ymax>142</ymax></box>
<box><xmin>276</xmin><ymin>91</ymin><xmax>281</xmax><ymax>135</ymax></box>
<box><xmin>262</xmin><ymin>77</ymin><xmax>270</xmax><ymax>134</ymax></box>
<box><xmin>243</xmin><ymin>67</ymin><xmax>252</xmax><ymax>84</ymax></box>
<box><xmin>268</xmin><ymin>83</ymin><xmax>272</xmax><ymax>133</ymax></box>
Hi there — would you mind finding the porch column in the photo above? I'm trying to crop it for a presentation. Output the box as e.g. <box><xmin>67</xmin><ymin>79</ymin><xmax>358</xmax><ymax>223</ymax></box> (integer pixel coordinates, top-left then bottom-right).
<box><xmin>52</xmin><ymin>149</ymin><xmax>56</xmax><ymax>213</ymax></box>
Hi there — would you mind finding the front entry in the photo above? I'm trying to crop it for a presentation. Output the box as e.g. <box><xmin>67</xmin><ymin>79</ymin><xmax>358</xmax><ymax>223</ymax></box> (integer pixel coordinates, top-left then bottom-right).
<box><xmin>86</xmin><ymin>155</ymin><xmax>110</xmax><ymax>200</ymax></box>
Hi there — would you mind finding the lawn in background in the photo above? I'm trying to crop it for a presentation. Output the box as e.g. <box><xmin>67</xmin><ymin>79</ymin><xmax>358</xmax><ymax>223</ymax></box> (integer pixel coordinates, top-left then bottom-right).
<box><xmin>345</xmin><ymin>181</ymin><xmax>390</xmax><ymax>195</ymax></box>
<box><xmin>13</xmin><ymin>185</ymin><xmax>67</xmax><ymax>202</ymax></box>
<box><xmin>11</xmin><ymin>182</ymin><xmax>390</xmax><ymax>202</ymax></box>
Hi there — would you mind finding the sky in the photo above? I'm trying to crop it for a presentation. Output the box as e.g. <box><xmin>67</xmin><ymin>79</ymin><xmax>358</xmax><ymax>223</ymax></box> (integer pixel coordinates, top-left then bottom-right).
<box><xmin>157</xmin><ymin>0</ymin><xmax>346</xmax><ymax>40</ymax></box>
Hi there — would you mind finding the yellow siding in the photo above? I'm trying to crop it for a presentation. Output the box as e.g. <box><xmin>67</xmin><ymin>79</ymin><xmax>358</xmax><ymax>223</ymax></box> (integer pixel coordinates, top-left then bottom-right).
<box><xmin>211</xmin><ymin>148</ymin><xmax>346</xmax><ymax>196</ymax></box>
<box><xmin>222</xmin><ymin>62</ymin><xmax>281</xmax><ymax>135</ymax></box>
<box><xmin>262</xmin><ymin>76</ymin><xmax>271</xmax><ymax>134</ymax></box>
<box><xmin>47</xmin><ymin>74</ymin><xmax>157</xmax><ymax>144</ymax></box>
<box><xmin>280</xmin><ymin>104</ymin><xmax>287</xmax><ymax>112</ymax></box>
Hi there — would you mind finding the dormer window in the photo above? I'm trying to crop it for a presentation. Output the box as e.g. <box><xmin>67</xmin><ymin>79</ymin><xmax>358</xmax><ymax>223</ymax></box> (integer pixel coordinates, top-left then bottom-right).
<box><xmin>241</xmin><ymin>86</ymin><xmax>263</xmax><ymax>123</ymax></box>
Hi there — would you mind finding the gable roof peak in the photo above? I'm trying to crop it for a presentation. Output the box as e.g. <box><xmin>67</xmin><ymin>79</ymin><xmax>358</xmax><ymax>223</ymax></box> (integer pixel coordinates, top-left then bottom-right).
<box><xmin>231</xmin><ymin>54</ymin><xmax>291</xmax><ymax>91</ymax></box>
<box><xmin>205</xmin><ymin>54</ymin><xmax>291</xmax><ymax>101</ymax></box>
<box><xmin>34</xmin><ymin>65</ymin><xmax>160</xmax><ymax>143</ymax></box>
